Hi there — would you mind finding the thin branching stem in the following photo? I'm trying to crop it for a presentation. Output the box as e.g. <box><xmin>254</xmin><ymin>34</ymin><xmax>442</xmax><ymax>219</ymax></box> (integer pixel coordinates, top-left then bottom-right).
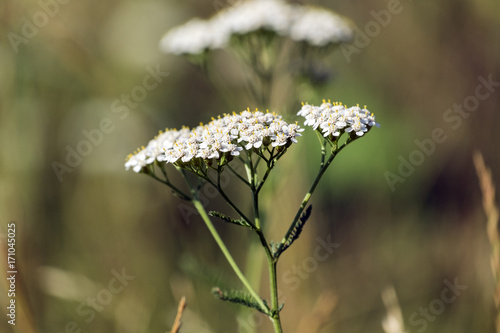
<box><xmin>255</xmin><ymin>156</ymin><xmax>263</xmax><ymax>170</ymax></box>
<box><xmin>315</xmin><ymin>132</ymin><xmax>327</xmax><ymax>167</ymax></box>
<box><xmin>148</xmin><ymin>169</ymin><xmax>191</xmax><ymax>201</ymax></box>
<box><xmin>179</xmin><ymin>165</ymin><xmax>267</xmax><ymax>313</ymax></box>
<box><xmin>201</xmin><ymin>171</ymin><xmax>255</xmax><ymax>229</ymax></box>
<box><xmin>227</xmin><ymin>164</ymin><xmax>252</xmax><ymax>187</ymax></box>
<box><xmin>190</xmin><ymin>197</ymin><xmax>269</xmax><ymax>316</ymax></box>
<box><xmin>278</xmin><ymin>139</ymin><xmax>350</xmax><ymax>257</ymax></box>
<box><xmin>256</xmin><ymin>166</ymin><xmax>273</xmax><ymax>194</ymax></box>
<box><xmin>269</xmin><ymin>260</ymin><xmax>282</xmax><ymax>333</ymax></box>
<box><xmin>248</xmin><ymin>155</ymin><xmax>283</xmax><ymax>333</ymax></box>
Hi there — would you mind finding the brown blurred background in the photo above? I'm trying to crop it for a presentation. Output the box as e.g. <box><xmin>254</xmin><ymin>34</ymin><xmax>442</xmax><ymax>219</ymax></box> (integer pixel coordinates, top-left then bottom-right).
<box><xmin>1</xmin><ymin>0</ymin><xmax>499</xmax><ymax>332</ymax></box>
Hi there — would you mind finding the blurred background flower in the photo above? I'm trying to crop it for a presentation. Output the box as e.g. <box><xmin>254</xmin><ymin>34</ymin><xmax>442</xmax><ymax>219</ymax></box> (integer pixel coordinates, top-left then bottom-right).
<box><xmin>1</xmin><ymin>0</ymin><xmax>499</xmax><ymax>332</ymax></box>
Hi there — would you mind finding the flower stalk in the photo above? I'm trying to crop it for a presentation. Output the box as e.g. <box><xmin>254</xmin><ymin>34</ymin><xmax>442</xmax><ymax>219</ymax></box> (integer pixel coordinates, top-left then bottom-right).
<box><xmin>125</xmin><ymin>102</ymin><xmax>379</xmax><ymax>333</ymax></box>
<box><xmin>190</xmin><ymin>197</ymin><xmax>269</xmax><ymax>315</ymax></box>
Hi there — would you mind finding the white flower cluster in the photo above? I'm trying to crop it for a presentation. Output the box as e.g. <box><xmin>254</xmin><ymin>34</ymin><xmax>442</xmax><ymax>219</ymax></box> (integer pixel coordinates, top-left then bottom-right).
<box><xmin>289</xmin><ymin>7</ymin><xmax>353</xmax><ymax>47</ymax></box>
<box><xmin>216</xmin><ymin>0</ymin><xmax>294</xmax><ymax>37</ymax></box>
<box><xmin>125</xmin><ymin>110</ymin><xmax>303</xmax><ymax>173</ymax></box>
<box><xmin>159</xmin><ymin>18</ymin><xmax>228</xmax><ymax>55</ymax></box>
<box><xmin>297</xmin><ymin>100</ymin><xmax>380</xmax><ymax>138</ymax></box>
<box><xmin>159</xmin><ymin>0</ymin><xmax>353</xmax><ymax>55</ymax></box>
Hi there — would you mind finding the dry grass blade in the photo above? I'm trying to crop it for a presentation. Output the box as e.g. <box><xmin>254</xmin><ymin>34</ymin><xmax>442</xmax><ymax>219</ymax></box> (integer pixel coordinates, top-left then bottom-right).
<box><xmin>381</xmin><ymin>285</ymin><xmax>407</xmax><ymax>333</ymax></box>
<box><xmin>473</xmin><ymin>151</ymin><xmax>500</xmax><ymax>332</ymax></box>
<box><xmin>169</xmin><ymin>296</ymin><xmax>187</xmax><ymax>333</ymax></box>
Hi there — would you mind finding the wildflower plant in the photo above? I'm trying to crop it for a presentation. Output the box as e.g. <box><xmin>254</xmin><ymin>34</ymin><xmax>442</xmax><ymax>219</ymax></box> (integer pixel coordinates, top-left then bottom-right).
<box><xmin>126</xmin><ymin>1</ymin><xmax>379</xmax><ymax>332</ymax></box>
<box><xmin>125</xmin><ymin>103</ymin><xmax>379</xmax><ymax>332</ymax></box>
<box><xmin>159</xmin><ymin>0</ymin><xmax>354</xmax><ymax>108</ymax></box>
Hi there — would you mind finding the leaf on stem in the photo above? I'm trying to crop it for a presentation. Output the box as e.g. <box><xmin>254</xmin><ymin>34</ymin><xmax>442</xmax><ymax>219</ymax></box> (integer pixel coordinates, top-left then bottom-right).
<box><xmin>208</xmin><ymin>211</ymin><xmax>255</xmax><ymax>229</ymax></box>
<box><xmin>275</xmin><ymin>205</ymin><xmax>313</xmax><ymax>256</ymax></box>
<box><xmin>211</xmin><ymin>287</ymin><xmax>268</xmax><ymax>314</ymax></box>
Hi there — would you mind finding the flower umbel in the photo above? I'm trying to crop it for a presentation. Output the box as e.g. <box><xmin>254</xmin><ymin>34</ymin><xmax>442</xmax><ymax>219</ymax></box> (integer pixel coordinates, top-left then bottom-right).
<box><xmin>289</xmin><ymin>6</ymin><xmax>354</xmax><ymax>47</ymax></box>
<box><xmin>158</xmin><ymin>0</ymin><xmax>354</xmax><ymax>56</ymax></box>
<box><xmin>125</xmin><ymin>101</ymin><xmax>379</xmax><ymax>333</ymax></box>
<box><xmin>125</xmin><ymin>109</ymin><xmax>303</xmax><ymax>173</ymax></box>
<box><xmin>159</xmin><ymin>18</ymin><xmax>229</xmax><ymax>55</ymax></box>
<box><xmin>298</xmin><ymin>99</ymin><xmax>380</xmax><ymax>144</ymax></box>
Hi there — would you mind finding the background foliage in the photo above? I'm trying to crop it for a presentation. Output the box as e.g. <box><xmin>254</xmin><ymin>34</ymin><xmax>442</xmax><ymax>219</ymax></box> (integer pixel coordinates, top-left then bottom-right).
<box><xmin>1</xmin><ymin>0</ymin><xmax>499</xmax><ymax>332</ymax></box>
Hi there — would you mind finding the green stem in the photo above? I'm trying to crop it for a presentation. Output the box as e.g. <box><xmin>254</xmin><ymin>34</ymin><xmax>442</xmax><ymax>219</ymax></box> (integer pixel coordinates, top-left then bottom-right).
<box><xmin>279</xmin><ymin>141</ymin><xmax>349</xmax><ymax>253</ymax></box>
<box><xmin>248</xmin><ymin>153</ymin><xmax>283</xmax><ymax>333</ymax></box>
<box><xmin>253</xmin><ymin>195</ymin><xmax>261</xmax><ymax>230</ymax></box>
<box><xmin>256</xmin><ymin>162</ymin><xmax>273</xmax><ymax>194</ymax></box>
<box><xmin>227</xmin><ymin>163</ymin><xmax>252</xmax><ymax>187</ymax></box>
<box><xmin>148</xmin><ymin>169</ymin><xmax>191</xmax><ymax>201</ymax></box>
<box><xmin>197</xmin><ymin>170</ymin><xmax>255</xmax><ymax>228</ymax></box>
<box><xmin>191</xmin><ymin>198</ymin><xmax>269</xmax><ymax>315</ymax></box>
<box><xmin>268</xmin><ymin>259</ymin><xmax>283</xmax><ymax>333</ymax></box>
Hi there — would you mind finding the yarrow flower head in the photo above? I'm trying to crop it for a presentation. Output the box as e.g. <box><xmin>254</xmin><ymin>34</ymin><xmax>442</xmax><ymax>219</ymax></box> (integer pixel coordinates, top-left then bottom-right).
<box><xmin>159</xmin><ymin>0</ymin><xmax>354</xmax><ymax>56</ymax></box>
<box><xmin>289</xmin><ymin>6</ymin><xmax>354</xmax><ymax>47</ymax></box>
<box><xmin>215</xmin><ymin>0</ymin><xmax>294</xmax><ymax>37</ymax></box>
<box><xmin>125</xmin><ymin>109</ymin><xmax>303</xmax><ymax>173</ymax></box>
<box><xmin>159</xmin><ymin>18</ymin><xmax>229</xmax><ymax>55</ymax></box>
<box><xmin>297</xmin><ymin>99</ymin><xmax>380</xmax><ymax>142</ymax></box>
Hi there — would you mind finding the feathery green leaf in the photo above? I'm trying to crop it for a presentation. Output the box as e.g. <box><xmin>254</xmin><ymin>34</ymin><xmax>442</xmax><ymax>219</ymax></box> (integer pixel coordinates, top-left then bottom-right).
<box><xmin>209</xmin><ymin>211</ymin><xmax>254</xmax><ymax>229</ymax></box>
<box><xmin>211</xmin><ymin>287</ymin><xmax>269</xmax><ymax>314</ymax></box>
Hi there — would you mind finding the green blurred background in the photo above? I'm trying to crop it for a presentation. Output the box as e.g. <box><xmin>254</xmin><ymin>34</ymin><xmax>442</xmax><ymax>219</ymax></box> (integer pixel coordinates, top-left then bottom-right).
<box><xmin>1</xmin><ymin>0</ymin><xmax>499</xmax><ymax>332</ymax></box>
